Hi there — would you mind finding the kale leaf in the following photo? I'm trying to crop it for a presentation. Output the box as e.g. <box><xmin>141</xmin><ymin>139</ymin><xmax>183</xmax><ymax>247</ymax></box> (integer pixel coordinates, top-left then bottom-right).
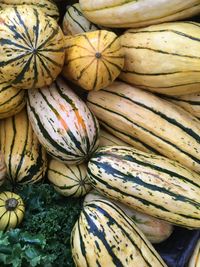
<box><xmin>0</xmin><ymin>183</ymin><xmax>83</xmax><ymax>267</ymax></box>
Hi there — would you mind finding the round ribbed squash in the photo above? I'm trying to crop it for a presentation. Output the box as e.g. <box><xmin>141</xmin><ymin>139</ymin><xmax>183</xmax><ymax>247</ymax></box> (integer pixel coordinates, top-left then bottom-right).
<box><xmin>0</xmin><ymin>0</ymin><xmax>59</xmax><ymax>21</ymax></box>
<box><xmin>48</xmin><ymin>159</ymin><xmax>91</xmax><ymax>197</ymax></box>
<box><xmin>0</xmin><ymin>152</ymin><xmax>6</xmax><ymax>187</ymax></box>
<box><xmin>27</xmin><ymin>77</ymin><xmax>99</xmax><ymax>164</ymax></box>
<box><xmin>0</xmin><ymin>191</ymin><xmax>25</xmax><ymax>231</ymax></box>
<box><xmin>0</xmin><ymin>5</ymin><xmax>65</xmax><ymax>89</ymax></box>
<box><xmin>62</xmin><ymin>30</ymin><xmax>124</xmax><ymax>91</ymax></box>
<box><xmin>62</xmin><ymin>3</ymin><xmax>99</xmax><ymax>35</ymax></box>
<box><xmin>0</xmin><ymin>82</ymin><xmax>26</xmax><ymax>119</ymax></box>
<box><xmin>120</xmin><ymin>22</ymin><xmax>200</xmax><ymax>96</ymax></box>
<box><xmin>0</xmin><ymin>108</ymin><xmax>47</xmax><ymax>185</ymax></box>
<box><xmin>79</xmin><ymin>0</ymin><xmax>200</xmax><ymax>28</ymax></box>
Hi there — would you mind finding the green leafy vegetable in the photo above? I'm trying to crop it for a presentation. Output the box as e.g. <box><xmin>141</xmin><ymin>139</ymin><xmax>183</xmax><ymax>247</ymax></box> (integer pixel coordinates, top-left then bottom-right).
<box><xmin>0</xmin><ymin>183</ymin><xmax>83</xmax><ymax>267</ymax></box>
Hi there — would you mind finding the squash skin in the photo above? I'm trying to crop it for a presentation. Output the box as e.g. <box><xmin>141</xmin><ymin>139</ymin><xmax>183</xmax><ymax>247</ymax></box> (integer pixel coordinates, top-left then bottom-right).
<box><xmin>0</xmin><ymin>191</ymin><xmax>25</xmax><ymax>231</ymax></box>
<box><xmin>0</xmin><ymin>0</ymin><xmax>59</xmax><ymax>21</ymax></box>
<box><xmin>99</xmin><ymin>128</ymin><xmax>129</xmax><ymax>147</ymax></box>
<box><xmin>0</xmin><ymin>152</ymin><xmax>6</xmax><ymax>187</ymax></box>
<box><xmin>165</xmin><ymin>93</ymin><xmax>200</xmax><ymax>119</ymax></box>
<box><xmin>0</xmin><ymin>5</ymin><xmax>65</xmax><ymax>89</ymax></box>
<box><xmin>71</xmin><ymin>199</ymin><xmax>167</xmax><ymax>267</ymax></box>
<box><xmin>79</xmin><ymin>0</ymin><xmax>200</xmax><ymax>28</ymax></box>
<box><xmin>87</xmin><ymin>146</ymin><xmax>200</xmax><ymax>229</ymax></box>
<box><xmin>0</xmin><ymin>108</ymin><xmax>47</xmax><ymax>185</ymax></box>
<box><xmin>84</xmin><ymin>191</ymin><xmax>173</xmax><ymax>244</ymax></box>
<box><xmin>120</xmin><ymin>22</ymin><xmax>200</xmax><ymax>96</ymax></box>
<box><xmin>48</xmin><ymin>159</ymin><xmax>92</xmax><ymax>197</ymax></box>
<box><xmin>0</xmin><ymin>82</ymin><xmax>26</xmax><ymax>119</ymax></box>
<box><xmin>87</xmin><ymin>81</ymin><xmax>200</xmax><ymax>173</ymax></box>
<box><xmin>62</xmin><ymin>30</ymin><xmax>124</xmax><ymax>91</ymax></box>
<box><xmin>62</xmin><ymin>3</ymin><xmax>99</xmax><ymax>35</ymax></box>
<box><xmin>27</xmin><ymin>77</ymin><xmax>100</xmax><ymax>165</ymax></box>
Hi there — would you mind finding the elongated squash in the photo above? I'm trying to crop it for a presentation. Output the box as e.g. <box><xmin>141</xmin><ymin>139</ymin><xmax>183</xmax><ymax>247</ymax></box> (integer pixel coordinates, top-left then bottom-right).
<box><xmin>79</xmin><ymin>0</ymin><xmax>200</xmax><ymax>28</ymax></box>
<box><xmin>120</xmin><ymin>22</ymin><xmax>200</xmax><ymax>96</ymax></box>
<box><xmin>0</xmin><ymin>152</ymin><xmax>6</xmax><ymax>187</ymax></box>
<box><xmin>0</xmin><ymin>82</ymin><xmax>26</xmax><ymax>119</ymax></box>
<box><xmin>87</xmin><ymin>146</ymin><xmax>200</xmax><ymax>229</ymax></box>
<box><xmin>62</xmin><ymin>3</ymin><xmax>99</xmax><ymax>35</ymax></box>
<box><xmin>71</xmin><ymin>199</ymin><xmax>167</xmax><ymax>267</ymax></box>
<box><xmin>84</xmin><ymin>191</ymin><xmax>173</xmax><ymax>244</ymax></box>
<box><xmin>87</xmin><ymin>81</ymin><xmax>200</xmax><ymax>173</ymax></box>
<box><xmin>99</xmin><ymin>128</ymin><xmax>129</xmax><ymax>147</ymax></box>
<box><xmin>48</xmin><ymin>159</ymin><xmax>91</xmax><ymax>197</ymax></box>
<box><xmin>166</xmin><ymin>93</ymin><xmax>200</xmax><ymax>119</ymax></box>
<box><xmin>0</xmin><ymin>108</ymin><xmax>47</xmax><ymax>185</ymax></box>
<box><xmin>0</xmin><ymin>6</ymin><xmax>65</xmax><ymax>89</ymax></box>
<box><xmin>0</xmin><ymin>0</ymin><xmax>59</xmax><ymax>21</ymax></box>
<box><xmin>0</xmin><ymin>191</ymin><xmax>25</xmax><ymax>231</ymax></box>
<box><xmin>62</xmin><ymin>30</ymin><xmax>124</xmax><ymax>91</ymax></box>
<box><xmin>27</xmin><ymin>77</ymin><xmax>99</xmax><ymax>165</ymax></box>
<box><xmin>188</xmin><ymin>240</ymin><xmax>200</xmax><ymax>267</ymax></box>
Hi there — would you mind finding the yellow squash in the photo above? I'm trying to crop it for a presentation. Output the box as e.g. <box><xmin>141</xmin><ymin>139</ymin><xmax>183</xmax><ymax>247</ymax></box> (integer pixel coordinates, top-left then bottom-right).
<box><xmin>62</xmin><ymin>3</ymin><xmax>99</xmax><ymax>35</ymax></box>
<box><xmin>71</xmin><ymin>199</ymin><xmax>167</xmax><ymax>266</ymax></box>
<box><xmin>166</xmin><ymin>93</ymin><xmax>200</xmax><ymax>119</ymax></box>
<box><xmin>79</xmin><ymin>0</ymin><xmax>200</xmax><ymax>28</ymax></box>
<box><xmin>120</xmin><ymin>22</ymin><xmax>200</xmax><ymax>96</ymax></box>
<box><xmin>0</xmin><ymin>191</ymin><xmax>25</xmax><ymax>231</ymax></box>
<box><xmin>62</xmin><ymin>30</ymin><xmax>124</xmax><ymax>91</ymax></box>
<box><xmin>0</xmin><ymin>108</ymin><xmax>47</xmax><ymax>185</ymax></box>
<box><xmin>0</xmin><ymin>82</ymin><xmax>26</xmax><ymax>119</ymax></box>
<box><xmin>87</xmin><ymin>81</ymin><xmax>200</xmax><ymax>173</ymax></box>
<box><xmin>0</xmin><ymin>152</ymin><xmax>6</xmax><ymax>187</ymax></box>
<box><xmin>48</xmin><ymin>159</ymin><xmax>92</xmax><ymax>197</ymax></box>
<box><xmin>0</xmin><ymin>0</ymin><xmax>59</xmax><ymax>21</ymax></box>
<box><xmin>0</xmin><ymin>5</ymin><xmax>65</xmax><ymax>89</ymax></box>
<box><xmin>99</xmin><ymin>128</ymin><xmax>129</xmax><ymax>147</ymax></box>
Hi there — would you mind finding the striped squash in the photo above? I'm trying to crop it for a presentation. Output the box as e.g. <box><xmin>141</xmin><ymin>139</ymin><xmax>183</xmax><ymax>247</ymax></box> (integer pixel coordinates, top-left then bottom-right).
<box><xmin>48</xmin><ymin>159</ymin><xmax>92</xmax><ymax>197</ymax></box>
<box><xmin>0</xmin><ymin>191</ymin><xmax>25</xmax><ymax>231</ymax></box>
<box><xmin>27</xmin><ymin>77</ymin><xmax>99</xmax><ymax>165</ymax></box>
<box><xmin>62</xmin><ymin>3</ymin><xmax>99</xmax><ymax>35</ymax></box>
<box><xmin>99</xmin><ymin>128</ymin><xmax>129</xmax><ymax>147</ymax></box>
<box><xmin>0</xmin><ymin>82</ymin><xmax>26</xmax><ymax>119</ymax></box>
<box><xmin>87</xmin><ymin>81</ymin><xmax>200</xmax><ymax>173</ymax></box>
<box><xmin>79</xmin><ymin>0</ymin><xmax>200</xmax><ymax>28</ymax></box>
<box><xmin>0</xmin><ymin>108</ymin><xmax>47</xmax><ymax>185</ymax></box>
<box><xmin>0</xmin><ymin>152</ymin><xmax>6</xmax><ymax>187</ymax></box>
<box><xmin>188</xmin><ymin>240</ymin><xmax>200</xmax><ymax>267</ymax></box>
<box><xmin>87</xmin><ymin>146</ymin><xmax>200</xmax><ymax>229</ymax></box>
<box><xmin>0</xmin><ymin>0</ymin><xmax>59</xmax><ymax>21</ymax></box>
<box><xmin>62</xmin><ymin>30</ymin><xmax>124</xmax><ymax>91</ymax></box>
<box><xmin>120</xmin><ymin>22</ymin><xmax>200</xmax><ymax>96</ymax></box>
<box><xmin>166</xmin><ymin>93</ymin><xmax>200</xmax><ymax>119</ymax></box>
<box><xmin>0</xmin><ymin>6</ymin><xmax>65</xmax><ymax>89</ymax></box>
<box><xmin>71</xmin><ymin>199</ymin><xmax>167</xmax><ymax>267</ymax></box>
<box><xmin>84</xmin><ymin>191</ymin><xmax>173</xmax><ymax>244</ymax></box>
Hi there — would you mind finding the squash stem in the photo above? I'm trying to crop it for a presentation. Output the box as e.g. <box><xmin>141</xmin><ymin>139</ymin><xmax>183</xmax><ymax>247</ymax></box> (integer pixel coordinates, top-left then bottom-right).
<box><xmin>5</xmin><ymin>198</ymin><xmax>18</xmax><ymax>211</ymax></box>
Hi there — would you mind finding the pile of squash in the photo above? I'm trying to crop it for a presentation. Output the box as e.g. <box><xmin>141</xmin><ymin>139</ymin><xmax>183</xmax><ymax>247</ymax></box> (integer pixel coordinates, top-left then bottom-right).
<box><xmin>0</xmin><ymin>0</ymin><xmax>200</xmax><ymax>266</ymax></box>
